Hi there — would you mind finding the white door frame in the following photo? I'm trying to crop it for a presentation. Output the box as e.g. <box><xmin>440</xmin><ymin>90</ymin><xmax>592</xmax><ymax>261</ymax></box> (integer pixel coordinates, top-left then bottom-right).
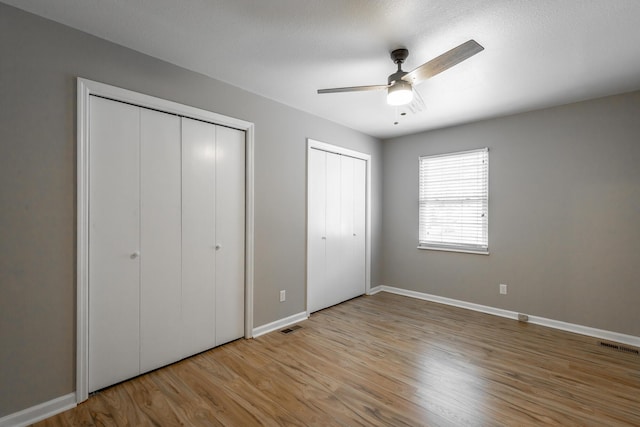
<box><xmin>76</xmin><ymin>78</ymin><xmax>255</xmax><ymax>403</ymax></box>
<box><xmin>306</xmin><ymin>138</ymin><xmax>371</xmax><ymax>316</ymax></box>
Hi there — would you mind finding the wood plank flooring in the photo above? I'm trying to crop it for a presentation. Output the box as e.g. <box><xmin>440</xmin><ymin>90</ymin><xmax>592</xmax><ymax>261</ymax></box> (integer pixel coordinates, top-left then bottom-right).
<box><xmin>34</xmin><ymin>292</ymin><xmax>640</xmax><ymax>426</ymax></box>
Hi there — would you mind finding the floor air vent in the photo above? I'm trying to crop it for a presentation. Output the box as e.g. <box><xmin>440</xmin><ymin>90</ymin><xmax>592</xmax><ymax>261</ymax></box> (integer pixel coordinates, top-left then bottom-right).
<box><xmin>281</xmin><ymin>325</ymin><xmax>302</xmax><ymax>334</ymax></box>
<box><xmin>599</xmin><ymin>341</ymin><xmax>639</xmax><ymax>355</ymax></box>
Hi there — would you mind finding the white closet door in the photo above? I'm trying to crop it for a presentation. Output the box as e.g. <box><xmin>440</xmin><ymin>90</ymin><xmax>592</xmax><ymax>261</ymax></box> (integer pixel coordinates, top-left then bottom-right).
<box><xmin>324</xmin><ymin>151</ymin><xmax>342</xmax><ymax>309</ymax></box>
<box><xmin>88</xmin><ymin>96</ymin><xmax>141</xmax><ymax>392</ymax></box>
<box><xmin>340</xmin><ymin>156</ymin><xmax>366</xmax><ymax>301</ymax></box>
<box><xmin>352</xmin><ymin>158</ymin><xmax>367</xmax><ymax>293</ymax></box>
<box><xmin>181</xmin><ymin>117</ymin><xmax>217</xmax><ymax>356</ymax></box>
<box><xmin>87</xmin><ymin>94</ymin><xmax>247</xmax><ymax>394</ymax></box>
<box><xmin>336</xmin><ymin>155</ymin><xmax>359</xmax><ymax>303</ymax></box>
<box><xmin>215</xmin><ymin>126</ymin><xmax>245</xmax><ymax>345</ymax></box>
<box><xmin>308</xmin><ymin>150</ymin><xmax>366</xmax><ymax>313</ymax></box>
<box><xmin>139</xmin><ymin>109</ymin><xmax>182</xmax><ymax>373</ymax></box>
<box><xmin>307</xmin><ymin>149</ymin><xmax>327</xmax><ymax>313</ymax></box>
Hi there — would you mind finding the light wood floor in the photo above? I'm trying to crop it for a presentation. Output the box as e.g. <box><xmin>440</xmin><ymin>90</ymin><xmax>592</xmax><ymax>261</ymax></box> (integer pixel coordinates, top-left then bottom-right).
<box><xmin>34</xmin><ymin>292</ymin><xmax>640</xmax><ymax>426</ymax></box>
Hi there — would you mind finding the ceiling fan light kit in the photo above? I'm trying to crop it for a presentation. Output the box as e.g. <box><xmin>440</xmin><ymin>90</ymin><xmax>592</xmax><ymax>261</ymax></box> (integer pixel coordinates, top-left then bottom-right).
<box><xmin>318</xmin><ymin>40</ymin><xmax>484</xmax><ymax>109</ymax></box>
<box><xmin>386</xmin><ymin>48</ymin><xmax>413</xmax><ymax>106</ymax></box>
<box><xmin>387</xmin><ymin>80</ymin><xmax>413</xmax><ymax>106</ymax></box>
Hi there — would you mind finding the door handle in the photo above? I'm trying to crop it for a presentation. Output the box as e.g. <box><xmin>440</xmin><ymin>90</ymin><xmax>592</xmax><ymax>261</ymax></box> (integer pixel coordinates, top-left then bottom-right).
<box><xmin>215</xmin><ymin>244</ymin><xmax>222</xmax><ymax>250</ymax></box>
<box><xmin>130</xmin><ymin>251</ymin><xmax>140</xmax><ymax>259</ymax></box>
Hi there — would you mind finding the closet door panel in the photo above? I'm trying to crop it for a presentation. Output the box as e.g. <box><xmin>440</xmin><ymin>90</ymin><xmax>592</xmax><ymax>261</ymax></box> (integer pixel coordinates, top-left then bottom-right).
<box><xmin>215</xmin><ymin>126</ymin><xmax>245</xmax><ymax>345</ymax></box>
<box><xmin>352</xmin><ymin>158</ymin><xmax>367</xmax><ymax>293</ymax></box>
<box><xmin>337</xmin><ymin>155</ymin><xmax>359</xmax><ymax>302</ymax></box>
<box><xmin>139</xmin><ymin>109</ymin><xmax>182</xmax><ymax>372</ymax></box>
<box><xmin>307</xmin><ymin>149</ymin><xmax>327</xmax><ymax>313</ymax></box>
<box><xmin>308</xmin><ymin>149</ymin><xmax>366</xmax><ymax>314</ymax></box>
<box><xmin>181</xmin><ymin>117</ymin><xmax>217</xmax><ymax>356</ymax></box>
<box><xmin>324</xmin><ymin>152</ymin><xmax>343</xmax><ymax>308</ymax></box>
<box><xmin>88</xmin><ymin>96</ymin><xmax>141</xmax><ymax>392</ymax></box>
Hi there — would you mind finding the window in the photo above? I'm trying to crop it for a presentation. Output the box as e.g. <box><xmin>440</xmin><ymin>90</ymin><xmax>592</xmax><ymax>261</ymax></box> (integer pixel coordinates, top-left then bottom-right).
<box><xmin>419</xmin><ymin>148</ymin><xmax>488</xmax><ymax>254</ymax></box>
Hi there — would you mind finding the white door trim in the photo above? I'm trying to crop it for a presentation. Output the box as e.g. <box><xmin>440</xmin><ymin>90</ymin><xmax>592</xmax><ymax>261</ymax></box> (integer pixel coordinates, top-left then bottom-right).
<box><xmin>77</xmin><ymin>78</ymin><xmax>255</xmax><ymax>403</ymax></box>
<box><xmin>305</xmin><ymin>138</ymin><xmax>372</xmax><ymax>316</ymax></box>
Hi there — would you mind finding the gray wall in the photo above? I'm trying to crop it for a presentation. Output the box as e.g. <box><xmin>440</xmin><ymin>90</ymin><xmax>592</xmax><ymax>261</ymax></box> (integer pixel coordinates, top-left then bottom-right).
<box><xmin>0</xmin><ymin>3</ymin><xmax>382</xmax><ymax>417</ymax></box>
<box><xmin>382</xmin><ymin>91</ymin><xmax>640</xmax><ymax>337</ymax></box>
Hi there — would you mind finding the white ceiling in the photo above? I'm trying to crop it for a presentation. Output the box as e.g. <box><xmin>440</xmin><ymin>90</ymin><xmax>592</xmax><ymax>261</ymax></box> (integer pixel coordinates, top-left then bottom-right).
<box><xmin>5</xmin><ymin>0</ymin><xmax>640</xmax><ymax>139</ymax></box>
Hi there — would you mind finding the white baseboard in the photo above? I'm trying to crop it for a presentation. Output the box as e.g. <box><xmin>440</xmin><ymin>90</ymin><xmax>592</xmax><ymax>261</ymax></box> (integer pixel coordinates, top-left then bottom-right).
<box><xmin>252</xmin><ymin>311</ymin><xmax>308</xmax><ymax>338</ymax></box>
<box><xmin>367</xmin><ymin>285</ymin><xmax>384</xmax><ymax>295</ymax></box>
<box><xmin>376</xmin><ymin>285</ymin><xmax>640</xmax><ymax>348</ymax></box>
<box><xmin>0</xmin><ymin>393</ymin><xmax>76</xmax><ymax>427</ymax></box>
<box><xmin>526</xmin><ymin>315</ymin><xmax>640</xmax><ymax>347</ymax></box>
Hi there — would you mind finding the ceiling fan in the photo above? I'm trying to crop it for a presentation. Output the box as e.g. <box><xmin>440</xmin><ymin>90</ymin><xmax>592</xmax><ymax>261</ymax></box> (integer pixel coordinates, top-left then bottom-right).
<box><xmin>317</xmin><ymin>40</ymin><xmax>484</xmax><ymax>107</ymax></box>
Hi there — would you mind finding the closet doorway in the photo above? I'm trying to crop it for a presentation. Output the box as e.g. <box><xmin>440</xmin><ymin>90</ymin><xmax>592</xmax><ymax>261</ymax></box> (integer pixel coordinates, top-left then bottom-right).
<box><xmin>77</xmin><ymin>78</ymin><xmax>255</xmax><ymax>402</ymax></box>
<box><xmin>306</xmin><ymin>139</ymin><xmax>371</xmax><ymax>314</ymax></box>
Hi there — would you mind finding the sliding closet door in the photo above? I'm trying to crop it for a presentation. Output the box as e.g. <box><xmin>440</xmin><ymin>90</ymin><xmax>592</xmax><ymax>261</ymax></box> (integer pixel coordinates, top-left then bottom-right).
<box><xmin>215</xmin><ymin>126</ymin><xmax>245</xmax><ymax>345</ymax></box>
<box><xmin>181</xmin><ymin>117</ymin><xmax>217</xmax><ymax>356</ymax></box>
<box><xmin>307</xmin><ymin>149</ymin><xmax>327</xmax><ymax>313</ymax></box>
<box><xmin>139</xmin><ymin>109</ymin><xmax>182</xmax><ymax>373</ymax></box>
<box><xmin>88</xmin><ymin>96</ymin><xmax>141</xmax><ymax>392</ymax></box>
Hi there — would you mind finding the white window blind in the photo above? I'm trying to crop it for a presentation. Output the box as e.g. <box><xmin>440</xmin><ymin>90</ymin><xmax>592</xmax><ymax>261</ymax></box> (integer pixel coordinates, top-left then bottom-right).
<box><xmin>419</xmin><ymin>148</ymin><xmax>488</xmax><ymax>253</ymax></box>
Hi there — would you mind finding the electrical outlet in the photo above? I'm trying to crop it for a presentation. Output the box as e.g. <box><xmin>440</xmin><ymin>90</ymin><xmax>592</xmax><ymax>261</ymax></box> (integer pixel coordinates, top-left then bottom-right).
<box><xmin>279</xmin><ymin>290</ymin><xmax>286</xmax><ymax>302</ymax></box>
<box><xmin>499</xmin><ymin>284</ymin><xmax>507</xmax><ymax>295</ymax></box>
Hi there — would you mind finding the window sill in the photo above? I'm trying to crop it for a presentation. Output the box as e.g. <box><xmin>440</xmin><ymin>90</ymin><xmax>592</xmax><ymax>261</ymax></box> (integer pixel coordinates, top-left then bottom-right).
<box><xmin>417</xmin><ymin>245</ymin><xmax>489</xmax><ymax>255</ymax></box>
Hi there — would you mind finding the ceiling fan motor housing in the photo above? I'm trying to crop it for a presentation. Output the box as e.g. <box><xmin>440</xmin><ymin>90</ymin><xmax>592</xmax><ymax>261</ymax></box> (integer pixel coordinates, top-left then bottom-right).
<box><xmin>388</xmin><ymin>50</ymin><xmax>413</xmax><ymax>106</ymax></box>
<box><xmin>388</xmin><ymin>70</ymin><xmax>408</xmax><ymax>85</ymax></box>
<box><xmin>388</xmin><ymin>48</ymin><xmax>411</xmax><ymax>89</ymax></box>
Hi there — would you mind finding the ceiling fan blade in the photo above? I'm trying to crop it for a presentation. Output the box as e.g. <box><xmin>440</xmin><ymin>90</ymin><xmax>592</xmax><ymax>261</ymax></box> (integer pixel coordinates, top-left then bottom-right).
<box><xmin>317</xmin><ymin>84</ymin><xmax>389</xmax><ymax>94</ymax></box>
<box><xmin>402</xmin><ymin>39</ymin><xmax>484</xmax><ymax>85</ymax></box>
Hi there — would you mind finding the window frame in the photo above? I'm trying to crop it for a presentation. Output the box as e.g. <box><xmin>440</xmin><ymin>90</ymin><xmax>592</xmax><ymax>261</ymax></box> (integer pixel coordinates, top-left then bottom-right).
<box><xmin>418</xmin><ymin>147</ymin><xmax>489</xmax><ymax>255</ymax></box>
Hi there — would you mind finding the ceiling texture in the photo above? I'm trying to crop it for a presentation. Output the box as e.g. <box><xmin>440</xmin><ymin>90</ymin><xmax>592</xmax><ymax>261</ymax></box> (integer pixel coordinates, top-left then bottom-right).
<box><xmin>5</xmin><ymin>0</ymin><xmax>640</xmax><ymax>139</ymax></box>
